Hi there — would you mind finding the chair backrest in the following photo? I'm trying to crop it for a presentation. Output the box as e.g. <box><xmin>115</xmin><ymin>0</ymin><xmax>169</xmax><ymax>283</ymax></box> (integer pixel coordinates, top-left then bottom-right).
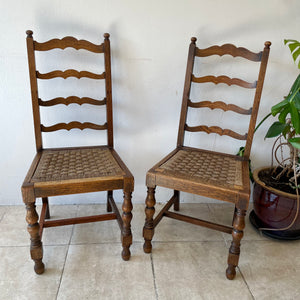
<box><xmin>26</xmin><ymin>30</ymin><xmax>114</xmax><ymax>152</ymax></box>
<box><xmin>177</xmin><ymin>37</ymin><xmax>271</xmax><ymax>160</ymax></box>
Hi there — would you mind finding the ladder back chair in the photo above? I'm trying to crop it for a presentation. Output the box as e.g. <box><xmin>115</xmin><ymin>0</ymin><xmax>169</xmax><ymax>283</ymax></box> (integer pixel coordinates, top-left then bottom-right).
<box><xmin>22</xmin><ymin>31</ymin><xmax>134</xmax><ymax>274</ymax></box>
<box><xmin>143</xmin><ymin>37</ymin><xmax>271</xmax><ymax>280</ymax></box>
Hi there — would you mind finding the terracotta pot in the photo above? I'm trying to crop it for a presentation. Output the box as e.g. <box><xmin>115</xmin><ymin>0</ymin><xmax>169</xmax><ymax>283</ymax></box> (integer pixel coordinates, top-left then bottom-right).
<box><xmin>250</xmin><ymin>166</ymin><xmax>300</xmax><ymax>240</ymax></box>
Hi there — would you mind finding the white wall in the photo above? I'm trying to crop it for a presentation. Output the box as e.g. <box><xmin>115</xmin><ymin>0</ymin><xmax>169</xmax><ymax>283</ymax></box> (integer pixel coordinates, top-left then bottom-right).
<box><xmin>0</xmin><ymin>0</ymin><xmax>299</xmax><ymax>205</ymax></box>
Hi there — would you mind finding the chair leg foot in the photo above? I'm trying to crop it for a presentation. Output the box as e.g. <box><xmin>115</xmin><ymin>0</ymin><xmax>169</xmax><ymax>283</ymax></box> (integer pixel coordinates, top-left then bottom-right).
<box><xmin>121</xmin><ymin>191</ymin><xmax>133</xmax><ymax>261</ymax></box>
<box><xmin>143</xmin><ymin>187</ymin><xmax>156</xmax><ymax>254</ymax></box>
<box><xmin>26</xmin><ymin>202</ymin><xmax>44</xmax><ymax>274</ymax></box>
<box><xmin>226</xmin><ymin>208</ymin><xmax>246</xmax><ymax>280</ymax></box>
<box><xmin>226</xmin><ymin>265</ymin><xmax>236</xmax><ymax>280</ymax></box>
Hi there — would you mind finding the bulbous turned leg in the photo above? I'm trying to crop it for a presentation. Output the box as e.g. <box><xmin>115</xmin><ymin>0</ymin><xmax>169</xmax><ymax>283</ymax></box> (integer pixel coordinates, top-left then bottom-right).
<box><xmin>107</xmin><ymin>191</ymin><xmax>112</xmax><ymax>212</ymax></box>
<box><xmin>226</xmin><ymin>208</ymin><xmax>246</xmax><ymax>280</ymax></box>
<box><xmin>121</xmin><ymin>191</ymin><xmax>133</xmax><ymax>261</ymax></box>
<box><xmin>143</xmin><ymin>187</ymin><xmax>156</xmax><ymax>253</ymax></box>
<box><xmin>173</xmin><ymin>190</ymin><xmax>180</xmax><ymax>211</ymax></box>
<box><xmin>26</xmin><ymin>202</ymin><xmax>44</xmax><ymax>274</ymax></box>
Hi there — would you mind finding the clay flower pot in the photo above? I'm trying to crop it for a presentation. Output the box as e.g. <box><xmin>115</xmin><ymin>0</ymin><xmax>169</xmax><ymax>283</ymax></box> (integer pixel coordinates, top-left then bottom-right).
<box><xmin>250</xmin><ymin>167</ymin><xmax>300</xmax><ymax>239</ymax></box>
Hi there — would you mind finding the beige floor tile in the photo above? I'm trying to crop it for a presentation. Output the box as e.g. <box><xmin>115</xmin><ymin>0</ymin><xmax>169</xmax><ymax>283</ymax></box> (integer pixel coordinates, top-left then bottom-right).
<box><xmin>152</xmin><ymin>241</ymin><xmax>253</xmax><ymax>300</ymax></box>
<box><xmin>0</xmin><ymin>206</ymin><xmax>8</xmax><ymax>222</ymax></box>
<box><xmin>0</xmin><ymin>245</ymin><xmax>67</xmax><ymax>300</ymax></box>
<box><xmin>57</xmin><ymin>242</ymin><xmax>156</xmax><ymax>300</ymax></box>
<box><xmin>71</xmin><ymin>204</ymin><xmax>121</xmax><ymax>244</ymax></box>
<box><xmin>152</xmin><ymin>203</ymin><xmax>224</xmax><ymax>242</ymax></box>
<box><xmin>239</xmin><ymin>240</ymin><xmax>300</xmax><ymax>299</ymax></box>
<box><xmin>0</xmin><ymin>205</ymin><xmax>77</xmax><ymax>246</ymax></box>
<box><xmin>208</xmin><ymin>202</ymin><xmax>268</xmax><ymax>241</ymax></box>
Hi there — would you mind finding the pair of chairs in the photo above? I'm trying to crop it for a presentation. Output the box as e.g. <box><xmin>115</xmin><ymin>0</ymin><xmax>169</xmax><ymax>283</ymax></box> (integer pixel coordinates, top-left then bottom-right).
<box><xmin>21</xmin><ymin>31</ymin><xmax>270</xmax><ymax>279</ymax></box>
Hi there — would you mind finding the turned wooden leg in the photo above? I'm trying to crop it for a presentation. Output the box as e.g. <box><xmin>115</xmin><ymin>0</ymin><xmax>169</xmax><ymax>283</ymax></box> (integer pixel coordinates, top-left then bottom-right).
<box><xmin>42</xmin><ymin>197</ymin><xmax>50</xmax><ymax>219</ymax></box>
<box><xmin>26</xmin><ymin>202</ymin><xmax>45</xmax><ymax>274</ymax></box>
<box><xmin>143</xmin><ymin>187</ymin><xmax>156</xmax><ymax>253</ymax></box>
<box><xmin>173</xmin><ymin>190</ymin><xmax>180</xmax><ymax>211</ymax></box>
<box><xmin>107</xmin><ymin>191</ymin><xmax>112</xmax><ymax>212</ymax></box>
<box><xmin>226</xmin><ymin>208</ymin><xmax>246</xmax><ymax>280</ymax></box>
<box><xmin>121</xmin><ymin>191</ymin><xmax>133</xmax><ymax>261</ymax></box>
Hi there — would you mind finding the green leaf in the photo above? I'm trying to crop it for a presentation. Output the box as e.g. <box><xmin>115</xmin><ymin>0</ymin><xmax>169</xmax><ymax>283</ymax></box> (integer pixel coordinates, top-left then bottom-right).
<box><xmin>290</xmin><ymin>103</ymin><xmax>300</xmax><ymax>133</ymax></box>
<box><xmin>282</xmin><ymin>124</ymin><xmax>291</xmax><ymax>139</ymax></box>
<box><xmin>292</xmin><ymin>48</ymin><xmax>300</xmax><ymax>62</ymax></box>
<box><xmin>278</xmin><ymin>106</ymin><xmax>290</xmax><ymax>123</ymax></box>
<box><xmin>289</xmin><ymin>137</ymin><xmax>300</xmax><ymax>149</ymax></box>
<box><xmin>284</xmin><ymin>39</ymin><xmax>299</xmax><ymax>45</ymax></box>
<box><xmin>271</xmin><ymin>99</ymin><xmax>289</xmax><ymax>116</ymax></box>
<box><xmin>265</xmin><ymin>121</ymin><xmax>288</xmax><ymax>138</ymax></box>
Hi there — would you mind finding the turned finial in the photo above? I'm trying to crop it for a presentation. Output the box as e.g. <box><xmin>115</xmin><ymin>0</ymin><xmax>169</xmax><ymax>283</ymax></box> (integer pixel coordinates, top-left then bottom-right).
<box><xmin>264</xmin><ymin>41</ymin><xmax>271</xmax><ymax>48</ymax></box>
<box><xmin>191</xmin><ymin>37</ymin><xmax>197</xmax><ymax>44</ymax></box>
<box><xmin>26</xmin><ymin>30</ymin><xmax>33</xmax><ymax>38</ymax></box>
<box><xmin>104</xmin><ymin>33</ymin><xmax>110</xmax><ymax>40</ymax></box>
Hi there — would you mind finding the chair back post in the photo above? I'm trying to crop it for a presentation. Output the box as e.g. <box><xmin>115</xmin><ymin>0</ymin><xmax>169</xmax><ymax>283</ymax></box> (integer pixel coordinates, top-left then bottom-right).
<box><xmin>177</xmin><ymin>37</ymin><xmax>197</xmax><ymax>147</ymax></box>
<box><xmin>26</xmin><ymin>30</ymin><xmax>43</xmax><ymax>151</ymax></box>
<box><xmin>243</xmin><ymin>41</ymin><xmax>271</xmax><ymax>159</ymax></box>
<box><xmin>103</xmin><ymin>33</ymin><xmax>114</xmax><ymax>148</ymax></box>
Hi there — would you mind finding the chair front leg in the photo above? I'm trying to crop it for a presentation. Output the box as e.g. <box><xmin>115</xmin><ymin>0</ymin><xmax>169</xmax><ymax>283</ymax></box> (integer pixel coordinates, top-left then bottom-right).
<box><xmin>25</xmin><ymin>202</ymin><xmax>45</xmax><ymax>274</ymax></box>
<box><xmin>143</xmin><ymin>187</ymin><xmax>156</xmax><ymax>253</ymax></box>
<box><xmin>226</xmin><ymin>208</ymin><xmax>246</xmax><ymax>280</ymax></box>
<box><xmin>121</xmin><ymin>191</ymin><xmax>133</xmax><ymax>260</ymax></box>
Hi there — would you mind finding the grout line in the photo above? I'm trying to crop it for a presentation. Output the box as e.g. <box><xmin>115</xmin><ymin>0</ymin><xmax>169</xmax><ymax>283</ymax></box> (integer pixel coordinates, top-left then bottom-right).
<box><xmin>55</xmin><ymin>206</ymin><xmax>78</xmax><ymax>300</ymax></box>
<box><xmin>150</xmin><ymin>252</ymin><xmax>159</xmax><ymax>300</ymax></box>
<box><xmin>238</xmin><ymin>266</ymin><xmax>255</xmax><ymax>300</ymax></box>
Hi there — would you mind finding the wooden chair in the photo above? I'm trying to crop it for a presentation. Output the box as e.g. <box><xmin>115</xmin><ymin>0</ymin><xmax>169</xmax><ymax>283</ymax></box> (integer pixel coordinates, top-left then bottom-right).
<box><xmin>21</xmin><ymin>31</ymin><xmax>134</xmax><ymax>274</ymax></box>
<box><xmin>143</xmin><ymin>37</ymin><xmax>271</xmax><ymax>279</ymax></box>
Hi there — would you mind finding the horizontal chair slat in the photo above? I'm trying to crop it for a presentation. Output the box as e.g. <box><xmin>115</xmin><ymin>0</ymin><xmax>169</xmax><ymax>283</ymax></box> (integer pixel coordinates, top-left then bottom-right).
<box><xmin>185</xmin><ymin>124</ymin><xmax>248</xmax><ymax>140</ymax></box>
<box><xmin>187</xmin><ymin>100</ymin><xmax>252</xmax><ymax>115</ymax></box>
<box><xmin>34</xmin><ymin>37</ymin><xmax>104</xmax><ymax>53</ymax></box>
<box><xmin>195</xmin><ymin>44</ymin><xmax>262</xmax><ymax>62</ymax></box>
<box><xmin>41</xmin><ymin>121</ymin><xmax>108</xmax><ymax>132</ymax></box>
<box><xmin>37</xmin><ymin>70</ymin><xmax>105</xmax><ymax>80</ymax></box>
<box><xmin>39</xmin><ymin>96</ymin><xmax>106</xmax><ymax>106</ymax></box>
<box><xmin>192</xmin><ymin>75</ymin><xmax>257</xmax><ymax>89</ymax></box>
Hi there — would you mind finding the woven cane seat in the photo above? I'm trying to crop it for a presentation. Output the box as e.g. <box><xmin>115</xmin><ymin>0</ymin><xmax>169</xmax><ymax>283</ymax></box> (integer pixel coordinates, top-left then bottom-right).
<box><xmin>31</xmin><ymin>148</ymin><xmax>124</xmax><ymax>183</ymax></box>
<box><xmin>155</xmin><ymin>149</ymin><xmax>243</xmax><ymax>189</ymax></box>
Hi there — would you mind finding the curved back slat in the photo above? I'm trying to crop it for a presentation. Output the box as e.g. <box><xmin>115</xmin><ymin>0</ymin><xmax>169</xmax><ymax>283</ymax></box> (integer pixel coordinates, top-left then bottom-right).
<box><xmin>187</xmin><ymin>100</ymin><xmax>252</xmax><ymax>115</ymax></box>
<box><xmin>191</xmin><ymin>75</ymin><xmax>257</xmax><ymax>89</ymax></box>
<box><xmin>34</xmin><ymin>37</ymin><xmax>104</xmax><ymax>53</ymax></box>
<box><xmin>36</xmin><ymin>70</ymin><xmax>105</xmax><ymax>80</ymax></box>
<box><xmin>195</xmin><ymin>44</ymin><xmax>262</xmax><ymax>61</ymax></box>
<box><xmin>38</xmin><ymin>97</ymin><xmax>106</xmax><ymax>106</ymax></box>
<box><xmin>41</xmin><ymin>122</ymin><xmax>108</xmax><ymax>132</ymax></box>
<box><xmin>185</xmin><ymin>124</ymin><xmax>248</xmax><ymax>140</ymax></box>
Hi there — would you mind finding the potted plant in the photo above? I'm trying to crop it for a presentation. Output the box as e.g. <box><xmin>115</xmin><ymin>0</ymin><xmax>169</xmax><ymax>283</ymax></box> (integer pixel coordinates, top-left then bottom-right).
<box><xmin>250</xmin><ymin>39</ymin><xmax>300</xmax><ymax>239</ymax></box>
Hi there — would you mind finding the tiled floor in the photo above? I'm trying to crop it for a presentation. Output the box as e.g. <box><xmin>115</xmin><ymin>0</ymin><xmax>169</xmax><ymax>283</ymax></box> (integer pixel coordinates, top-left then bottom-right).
<box><xmin>1</xmin><ymin>202</ymin><xmax>300</xmax><ymax>299</ymax></box>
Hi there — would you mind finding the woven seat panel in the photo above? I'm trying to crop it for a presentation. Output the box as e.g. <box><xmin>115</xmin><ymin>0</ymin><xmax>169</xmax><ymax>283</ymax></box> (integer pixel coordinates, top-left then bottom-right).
<box><xmin>157</xmin><ymin>150</ymin><xmax>243</xmax><ymax>188</ymax></box>
<box><xmin>31</xmin><ymin>148</ymin><xmax>124</xmax><ymax>182</ymax></box>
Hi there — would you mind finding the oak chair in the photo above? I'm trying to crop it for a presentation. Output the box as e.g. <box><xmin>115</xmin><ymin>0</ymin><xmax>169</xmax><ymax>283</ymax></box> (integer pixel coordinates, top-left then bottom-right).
<box><xmin>22</xmin><ymin>31</ymin><xmax>134</xmax><ymax>274</ymax></box>
<box><xmin>143</xmin><ymin>37</ymin><xmax>271</xmax><ymax>279</ymax></box>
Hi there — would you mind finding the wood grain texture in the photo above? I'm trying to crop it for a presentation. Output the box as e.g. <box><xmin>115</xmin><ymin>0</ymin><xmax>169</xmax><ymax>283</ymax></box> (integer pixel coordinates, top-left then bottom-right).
<box><xmin>195</xmin><ymin>44</ymin><xmax>262</xmax><ymax>61</ymax></box>
<box><xmin>187</xmin><ymin>99</ymin><xmax>252</xmax><ymax>115</ymax></box>
<box><xmin>37</xmin><ymin>70</ymin><xmax>105</xmax><ymax>80</ymax></box>
<box><xmin>41</xmin><ymin>121</ymin><xmax>108</xmax><ymax>132</ymax></box>
<box><xmin>191</xmin><ymin>74</ymin><xmax>257</xmax><ymax>89</ymax></box>
<box><xmin>39</xmin><ymin>96</ymin><xmax>106</xmax><ymax>106</ymax></box>
<box><xmin>184</xmin><ymin>124</ymin><xmax>247</xmax><ymax>140</ymax></box>
<box><xmin>34</xmin><ymin>37</ymin><xmax>104</xmax><ymax>53</ymax></box>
